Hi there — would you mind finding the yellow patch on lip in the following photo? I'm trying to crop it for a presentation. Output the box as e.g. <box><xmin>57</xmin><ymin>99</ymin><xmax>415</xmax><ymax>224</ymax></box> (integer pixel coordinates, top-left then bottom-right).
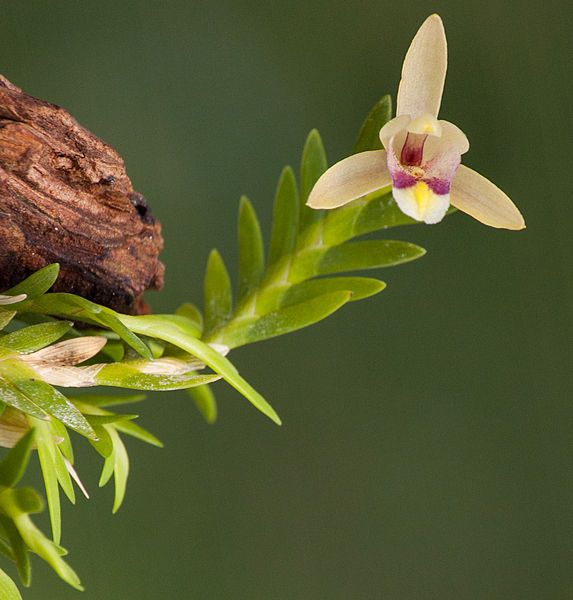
<box><xmin>412</xmin><ymin>181</ymin><xmax>431</xmax><ymax>213</ymax></box>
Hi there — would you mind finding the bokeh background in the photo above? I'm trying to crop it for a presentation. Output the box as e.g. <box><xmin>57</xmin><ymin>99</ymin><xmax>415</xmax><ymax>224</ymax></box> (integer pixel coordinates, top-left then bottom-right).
<box><xmin>2</xmin><ymin>1</ymin><xmax>573</xmax><ymax>598</ymax></box>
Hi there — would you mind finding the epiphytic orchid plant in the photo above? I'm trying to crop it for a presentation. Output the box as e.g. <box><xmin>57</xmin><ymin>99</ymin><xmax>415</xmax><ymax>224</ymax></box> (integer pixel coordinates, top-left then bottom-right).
<box><xmin>0</xmin><ymin>13</ymin><xmax>525</xmax><ymax>599</ymax></box>
<box><xmin>307</xmin><ymin>14</ymin><xmax>525</xmax><ymax>230</ymax></box>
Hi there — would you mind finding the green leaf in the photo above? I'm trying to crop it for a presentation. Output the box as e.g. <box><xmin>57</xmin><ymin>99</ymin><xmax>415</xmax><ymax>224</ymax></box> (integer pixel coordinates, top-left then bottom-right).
<box><xmin>89</xmin><ymin>425</ymin><xmax>114</xmax><ymax>459</ymax></box>
<box><xmin>237</xmin><ymin>196</ymin><xmax>265</xmax><ymax>303</ymax></box>
<box><xmin>99</xmin><ymin>450</ymin><xmax>115</xmax><ymax>487</ymax></box>
<box><xmin>7</xmin><ymin>488</ymin><xmax>44</xmax><ymax>515</ymax></box>
<box><xmin>0</xmin><ymin>566</ymin><xmax>23</xmax><ymax>599</ymax></box>
<box><xmin>115</xmin><ymin>419</ymin><xmax>163</xmax><ymax>448</ymax></box>
<box><xmin>94</xmin><ymin>364</ymin><xmax>220</xmax><ymax>391</ymax></box>
<box><xmin>118</xmin><ymin>313</ymin><xmax>202</xmax><ymax>341</ymax></box>
<box><xmin>0</xmin><ymin>430</ymin><xmax>35</xmax><ymax>488</ymax></box>
<box><xmin>268</xmin><ymin>166</ymin><xmax>300</xmax><ymax>267</ymax></box>
<box><xmin>353</xmin><ymin>95</ymin><xmax>392</xmax><ymax>154</ymax></box>
<box><xmin>0</xmin><ymin>536</ymin><xmax>15</xmax><ymax>562</ymax></box>
<box><xmin>16</xmin><ymin>294</ymin><xmax>151</xmax><ymax>359</ymax></box>
<box><xmin>188</xmin><ymin>384</ymin><xmax>217</xmax><ymax>424</ymax></box>
<box><xmin>85</xmin><ymin>414</ymin><xmax>137</xmax><ymax>426</ymax></box>
<box><xmin>7</xmin><ymin>511</ymin><xmax>83</xmax><ymax>590</ymax></box>
<box><xmin>204</xmin><ymin>250</ymin><xmax>232</xmax><ymax>334</ymax></box>
<box><xmin>221</xmin><ymin>290</ymin><xmax>352</xmax><ymax>348</ymax></box>
<box><xmin>5</xmin><ymin>264</ymin><xmax>60</xmax><ymax>299</ymax></box>
<box><xmin>1</xmin><ymin>361</ymin><xmax>95</xmax><ymax>440</ymax></box>
<box><xmin>50</xmin><ymin>419</ymin><xmax>74</xmax><ymax>462</ymax></box>
<box><xmin>126</xmin><ymin>325</ymin><xmax>281</xmax><ymax>426</ymax></box>
<box><xmin>108</xmin><ymin>428</ymin><xmax>129</xmax><ymax>513</ymax></box>
<box><xmin>321</xmin><ymin>190</ymin><xmax>414</xmax><ymax>246</ymax></box>
<box><xmin>318</xmin><ymin>240</ymin><xmax>426</xmax><ymax>275</ymax></box>
<box><xmin>0</xmin><ymin>376</ymin><xmax>49</xmax><ymax>421</ymax></box>
<box><xmin>0</xmin><ymin>311</ymin><xmax>16</xmax><ymax>331</ymax></box>
<box><xmin>175</xmin><ymin>303</ymin><xmax>204</xmax><ymax>335</ymax></box>
<box><xmin>33</xmin><ymin>419</ymin><xmax>62</xmax><ymax>544</ymax></box>
<box><xmin>0</xmin><ymin>322</ymin><xmax>71</xmax><ymax>353</ymax></box>
<box><xmin>73</xmin><ymin>393</ymin><xmax>146</xmax><ymax>408</ymax></box>
<box><xmin>281</xmin><ymin>277</ymin><xmax>386</xmax><ymax>307</ymax></box>
<box><xmin>300</xmin><ymin>129</ymin><xmax>327</xmax><ymax>228</ymax></box>
<box><xmin>0</xmin><ymin>517</ymin><xmax>30</xmax><ymax>587</ymax></box>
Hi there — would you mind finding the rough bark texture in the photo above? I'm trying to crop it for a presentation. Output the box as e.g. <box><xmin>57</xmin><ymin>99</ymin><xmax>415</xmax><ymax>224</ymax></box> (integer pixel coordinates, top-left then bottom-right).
<box><xmin>0</xmin><ymin>75</ymin><xmax>164</xmax><ymax>314</ymax></box>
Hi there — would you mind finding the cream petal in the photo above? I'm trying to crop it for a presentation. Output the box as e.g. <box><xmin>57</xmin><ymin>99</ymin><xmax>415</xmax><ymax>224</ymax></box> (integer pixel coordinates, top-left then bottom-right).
<box><xmin>396</xmin><ymin>14</ymin><xmax>448</xmax><ymax>119</ymax></box>
<box><xmin>306</xmin><ymin>150</ymin><xmax>391</xmax><ymax>209</ymax></box>
<box><xmin>450</xmin><ymin>165</ymin><xmax>525</xmax><ymax>230</ymax></box>
<box><xmin>438</xmin><ymin>120</ymin><xmax>469</xmax><ymax>154</ymax></box>
<box><xmin>379</xmin><ymin>115</ymin><xmax>410</xmax><ymax>149</ymax></box>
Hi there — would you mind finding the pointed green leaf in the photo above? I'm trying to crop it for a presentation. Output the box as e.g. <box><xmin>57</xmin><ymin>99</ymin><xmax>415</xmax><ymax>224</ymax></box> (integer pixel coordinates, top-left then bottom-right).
<box><xmin>9</xmin><ymin>512</ymin><xmax>83</xmax><ymax>590</ymax></box>
<box><xmin>322</xmin><ymin>190</ymin><xmax>413</xmax><ymax>246</ymax></box>
<box><xmin>74</xmin><ymin>393</ymin><xmax>146</xmax><ymax>408</ymax></box>
<box><xmin>95</xmin><ymin>364</ymin><xmax>220</xmax><ymax>391</ymax></box>
<box><xmin>204</xmin><ymin>250</ymin><xmax>232</xmax><ymax>334</ymax></box>
<box><xmin>268</xmin><ymin>166</ymin><xmax>300</xmax><ymax>267</ymax></box>
<box><xmin>119</xmin><ymin>313</ymin><xmax>202</xmax><ymax>341</ymax></box>
<box><xmin>33</xmin><ymin>419</ymin><xmax>62</xmax><ymax>544</ymax></box>
<box><xmin>300</xmin><ymin>129</ymin><xmax>327</xmax><ymax>228</ymax></box>
<box><xmin>86</xmin><ymin>414</ymin><xmax>138</xmax><ymax>426</ymax></box>
<box><xmin>0</xmin><ymin>565</ymin><xmax>23</xmax><ymax>599</ymax></box>
<box><xmin>2</xmin><ymin>360</ymin><xmax>95</xmax><ymax>440</ymax></box>
<box><xmin>51</xmin><ymin>446</ymin><xmax>75</xmax><ymax>505</ymax></box>
<box><xmin>99</xmin><ymin>449</ymin><xmax>115</xmax><ymax>487</ymax></box>
<box><xmin>0</xmin><ymin>311</ymin><xmax>16</xmax><ymax>331</ymax></box>
<box><xmin>0</xmin><ymin>536</ymin><xmax>15</xmax><ymax>562</ymax></box>
<box><xmin>221</xmin><ymin>290</ymin><xmax>352</xmax><ymax>348</ymax></box>
<box><xmin>175</xmin><ymin>303</ymin><xmax>204</xmax><ymax>335</ymax></box>
<box><xmin>0</xmin><ymin>376</ymin><xmax>49</xmax><ymax>421</ymax></box>
<box><xmin>188</xmin><ymin>384</ymin><xmax>218</xmax><ymax>424</ymax></box>
<box><xmin>16</xmin><ymin>294</ymin><xmax>152</xmax><ymax>359</ymax></box>
<box><xmin>7</xmin><ymin>488</ymin><xmax>44</xmax><ymax>515</ymax></box>
<box><xmin>318</xmin><ymin>240</ymin><xmax>426</xmax><ymax>275</ymax></box>
<box><xmin>50</xmin><ymin>419</ymin><xmax>74</xmax><ymax>462</ymax></box>
<box><xmin>0</xmin><ymin>517</ymin><xmax>30</xmax><ymax>587</ymax></box>
<box><xmin>89</xmin><ymin>425</ymin><xmax>114</xmax><ymax>459</ymax></box>
<box><xmin>0</xmin><ymin>430</ymin><xmax>35</xmax><ymax>488</ymax></box>
<box><xmin>130</xmin><ymin>322</ymin><xmax>281</xmax><ymax>425</ymax></box>
<box><xmin>281</xmin><ymin>277</ymin><xmax>386</xmax><ymax>308</ymax></box>
<box><xmin>0</xmin><ymin>322</ymin><xmax>71</xmax><ymax>353</ymax></box>
<box><xmin>115</xmin><ymin>419</ymin><xmax>163</xmax><ymax>448</ymax></box>
<box><xmin>108</xmin><ymin>428</ymin><xmax>129</xmax><ymax>513</ymax></box>
<box><xmin>237</xmin><ymin>196</ymin><xmax>265</xmax><ymax>303</ymax></box>
<box><xmin>353</xmin><ymin>95</ymin><xmax>392</xmax><ymax>154</ymax></box>
<box><xmin>75</xmin><ymin>396</ymin><xmax>163</xmax><ymax>446</ymax></box>
<box><xmin>6</xmin><ymin>264</ymin><xmax>60</xmax><ymax>298</ymax></box>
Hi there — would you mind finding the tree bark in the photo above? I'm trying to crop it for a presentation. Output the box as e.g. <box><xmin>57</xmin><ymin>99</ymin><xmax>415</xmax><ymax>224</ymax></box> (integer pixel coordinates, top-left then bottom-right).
<box><xmin>0</xmin><ymin>75</ymin><xmax>164</xmax><ymax>314</ymax></box>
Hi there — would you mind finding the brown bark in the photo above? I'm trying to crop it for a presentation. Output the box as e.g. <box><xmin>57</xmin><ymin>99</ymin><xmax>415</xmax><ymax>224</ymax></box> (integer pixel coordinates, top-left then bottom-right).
<box><xmin>0</xmin><ymin>75</ymin><xmax>164</xmax><ymax>314</ymax></box>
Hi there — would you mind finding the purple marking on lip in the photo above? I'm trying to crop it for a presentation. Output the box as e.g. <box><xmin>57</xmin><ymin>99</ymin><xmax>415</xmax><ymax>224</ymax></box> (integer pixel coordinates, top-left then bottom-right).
<box><xmin>425</xmin><ymin>177</ymin><xmax>450</xmax><ymax>195</ymax></box>
<box><xmin>400</xmin><ymin>132</ymin><xmax>427</xmax><ymax>167</ymax></box>
<box><xmin>392</xmin><ymin>171</ymin><xmax>417</xmax><ymax>189</ymax></box>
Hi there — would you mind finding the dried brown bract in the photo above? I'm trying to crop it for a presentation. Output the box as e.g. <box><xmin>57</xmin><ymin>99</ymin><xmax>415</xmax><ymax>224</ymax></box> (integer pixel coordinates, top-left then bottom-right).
<box><xmin>0</xmin><ymin>75</ymin><xmax>164</xmax><ymax>314</ymax></box>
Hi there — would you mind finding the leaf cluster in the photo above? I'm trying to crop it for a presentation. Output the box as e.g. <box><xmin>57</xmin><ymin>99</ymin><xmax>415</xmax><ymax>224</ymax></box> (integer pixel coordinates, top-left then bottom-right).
<box><xmin>0</xmin><ymin>94</ymin><xmax>432</xmax><ymax>595</ymax></box>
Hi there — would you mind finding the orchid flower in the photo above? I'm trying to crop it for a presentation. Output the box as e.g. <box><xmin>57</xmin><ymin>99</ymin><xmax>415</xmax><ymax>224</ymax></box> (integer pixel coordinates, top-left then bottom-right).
<box><xmin>307</xmin><ymin>14</ymin><xmax>525</xmax><ymax>229</ymax></box>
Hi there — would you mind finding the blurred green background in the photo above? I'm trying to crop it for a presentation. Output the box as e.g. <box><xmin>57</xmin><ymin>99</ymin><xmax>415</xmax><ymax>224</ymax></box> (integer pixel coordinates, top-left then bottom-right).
<box><xmin>2</xmin><ymin>1</ymin><xmax>573</xmax><ymax>598</ymax></box>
